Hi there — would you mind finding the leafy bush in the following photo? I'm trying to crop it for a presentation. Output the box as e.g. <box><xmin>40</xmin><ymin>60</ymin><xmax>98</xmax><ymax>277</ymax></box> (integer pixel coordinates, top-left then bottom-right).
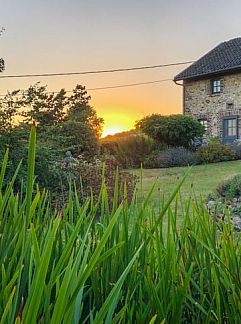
<box><xmin>197</xmin><ymin>142</ymin><xmax>236</xmax><ymax>163</ymax></box>
<box><xmin>207</xmin><ymin>136</ymin><xmax>220</xmax><ymax>144</ymax></box>
<box><xmin>143</xmin><ymin>150</ymin><xmax>163</xmax><ymax>168</ymax></box>
<box><xmin>216</xmin><ymin>174</ymin><xmax>241</xmax><ymax>200</ymax></box>
<box><xmin>0</xmin><ymin>124</ymin><xmax>63</xmax><ymax>192</ymax></box>
<box><xmin>136</xmin><ymin>114</ymin><xmax>205</xmax><ymax>148</ymax></box>
<box><xmin>101</xmin><ymin>134</ymin><xmax>157</xmax><ymax>168</ymax></box>
<box><xmin>0</xmin><ymin>125</ymin><xmax>137</xmax><ymax>204</ymax></box>
<box><xmin>230</xmin><ymin>139</ymin><xmax>241</xmax><ymax>159</ymax></box>
<box><xmin>210</xmin><ymin>175</ymin><xmax>241</xmax><ymax>229</ymax></box>
<box><xmin>0</xmin><ymin>84</ymin><xmax>106</xmax><ymax>194</ymax></box>
<box><xmin>158</xmin><ymin>147</ymin><xmax>199</xmax><ymax>168</ymax></box>
<box><xmin>58</xmin><ymin>153</ymin><xmax>138</xmax><ymax>204</ymax></box>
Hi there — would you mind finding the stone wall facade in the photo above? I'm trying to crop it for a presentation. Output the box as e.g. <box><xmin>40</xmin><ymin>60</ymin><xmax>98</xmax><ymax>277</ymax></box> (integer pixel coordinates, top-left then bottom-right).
<box><xmin>183</xmin><ymin>72</ymin><xmax>241</xmax><ymax>140</ymax></box>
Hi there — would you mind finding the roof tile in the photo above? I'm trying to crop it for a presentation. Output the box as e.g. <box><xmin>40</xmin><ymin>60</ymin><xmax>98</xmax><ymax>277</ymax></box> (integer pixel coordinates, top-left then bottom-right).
<box><xmin>174</xmin><ymin>38</ymin><xmax>241</xmax><ymax>81</ymax></box>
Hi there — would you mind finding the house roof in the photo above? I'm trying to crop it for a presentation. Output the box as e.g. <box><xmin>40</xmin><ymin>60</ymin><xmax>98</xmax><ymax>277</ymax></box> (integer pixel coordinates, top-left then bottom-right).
<box><xmin>174</xmin><ymin>37</ymin><xmax>241</xmax><ymax>81</ymax></box>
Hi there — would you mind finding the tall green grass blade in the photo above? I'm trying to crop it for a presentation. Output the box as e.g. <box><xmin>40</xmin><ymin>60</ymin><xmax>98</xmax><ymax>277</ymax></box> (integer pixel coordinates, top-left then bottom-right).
<box><xmin>93</xmin><ymin>244</ymin><xmax>143</xmax><ymax>323</ymax></box>
<box><xmin>26</xmin><ymin>124</ymin><xmax>36</xmax><ymax>223</ymax></box>
<box><xmin>0</xmin><ymin>147</ymin><xmax>9</xmax><ymax>192</ymax></box>
<box><xmin>0</xmin><ymin>286</ymin><xmax>16</xmax><ymax>324</ymax></box>
<box><xmin>23</xmin><ymin>219</ymin><xmax>60</xmax><ymax>323</ymax></box>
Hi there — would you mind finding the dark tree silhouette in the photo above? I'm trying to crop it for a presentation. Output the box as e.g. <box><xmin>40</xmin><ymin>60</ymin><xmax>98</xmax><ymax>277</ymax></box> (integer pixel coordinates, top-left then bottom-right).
<box><xmin>0</xmin><ymin>58</ymin><xmax>4</xmax><ymax>72</ymax></box>
<box><xmin>0</xmin><ymin>27</ymin><xmax>5</xmax><ymax>72</ymax></box>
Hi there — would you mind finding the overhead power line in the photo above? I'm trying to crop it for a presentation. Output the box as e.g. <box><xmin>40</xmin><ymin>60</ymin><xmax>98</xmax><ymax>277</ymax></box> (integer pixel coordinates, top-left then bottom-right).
<box><xmin>0</xmin><ymin>78</ymin><xmax>172</xmax><ymax>97</ymax></box>
<box><xmin>87</xmin><ymin>78</ymin><xmax>172</xmax><ymax>90</ymax></box>
<box><xmin>0</xmin><ymin>60</ymin><xmax>193</xmax><ymax>79</ymax></box>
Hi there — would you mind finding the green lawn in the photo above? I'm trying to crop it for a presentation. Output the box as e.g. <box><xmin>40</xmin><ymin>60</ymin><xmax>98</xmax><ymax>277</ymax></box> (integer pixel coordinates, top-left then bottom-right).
<box><xmin>131</xmin><ymin>160</ymin><xmax>241</xmax><ymax>205</ymax></box>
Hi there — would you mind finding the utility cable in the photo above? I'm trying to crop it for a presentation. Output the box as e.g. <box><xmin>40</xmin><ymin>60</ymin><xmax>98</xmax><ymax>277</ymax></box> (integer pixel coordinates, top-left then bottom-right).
<box><xmin>0</xmin><ymin>78</ymin><xmax>172</xmax><ymax>97</ymax></box>
<box><xmin>0</xmin><ymin>61</ymin><xmax>193</xmax><ymax>79</ymax></box>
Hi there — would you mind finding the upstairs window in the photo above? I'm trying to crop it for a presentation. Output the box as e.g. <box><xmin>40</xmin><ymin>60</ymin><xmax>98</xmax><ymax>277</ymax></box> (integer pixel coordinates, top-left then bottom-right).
<box><xmin>211</xmin><ymin>79</ymin><xmax>221</xmax><ymax>94</ymax></box>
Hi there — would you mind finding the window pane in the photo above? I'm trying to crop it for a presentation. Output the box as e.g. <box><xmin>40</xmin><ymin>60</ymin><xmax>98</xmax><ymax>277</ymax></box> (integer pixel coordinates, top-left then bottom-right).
<box><xmin>212</xmin><ymin>80</ymin><xmax>221</xmax><ymax>93</ymax></box>
<box><xmin>227</xmin><ymin>118</ymin><xmax>237</xmax><ymax>136</ymax></box>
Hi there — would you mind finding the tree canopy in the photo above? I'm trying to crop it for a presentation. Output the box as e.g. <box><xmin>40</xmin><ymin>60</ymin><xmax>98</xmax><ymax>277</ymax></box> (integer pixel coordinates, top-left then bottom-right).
<box><xmin>0</xmin><ymin>58</ymin><xmax>4</xmax><ymax>72</ymax></box>
<box><xmin>0</xmin><ymin>27</ymin><xmax>5</xmax><ymax>72</ymax></box>
<box><xmin>0</xmin><ymin>83</ymin><xmax>103</xmax><ymax>141</ymax></box>
<box><xmin>0</xmin><ymin>84</ymin><xmax>104</xmax><ymax>191</ymax></box>
<box><xmin>136</xmin><ymin>114</ymin><xmax>205</xmax><ymax>148</ymax></box>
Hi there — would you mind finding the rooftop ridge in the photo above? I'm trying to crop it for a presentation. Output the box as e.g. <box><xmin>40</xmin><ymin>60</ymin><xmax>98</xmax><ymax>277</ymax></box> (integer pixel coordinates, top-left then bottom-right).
<box><xmin>174</xmin><ymin>37</ymin><xmax>241</xmax><ymax>81</ymax></box>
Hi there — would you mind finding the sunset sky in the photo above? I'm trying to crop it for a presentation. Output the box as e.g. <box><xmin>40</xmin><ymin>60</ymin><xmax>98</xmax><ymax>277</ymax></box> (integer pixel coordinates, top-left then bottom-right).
<box><xmin>1</xmin><ymin>0</ymin><xmax>241</xmax><ymax>136</ymax></box>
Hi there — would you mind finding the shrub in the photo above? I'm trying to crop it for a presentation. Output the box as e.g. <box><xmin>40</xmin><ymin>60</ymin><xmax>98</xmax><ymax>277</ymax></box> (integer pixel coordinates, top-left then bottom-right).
<box><xmin>230</xmin><ymin>139</ymin><xmax>241</xmax><ymax>159</ymax></box>
<box><xmin>158</xmin><ymin>147</ymin><xmax>199</xmax><ymax>168</ymax></box>
<box><xmin>216</xmin><ymin>174</ymin><xmax>241</xmax><ymax>200</ymax></box>
<box><xmin>143</xmin><ymin>150</ymin><xmax>163</xmax><ymax>168</ymax></box>
<box><xmin>207</xmin><ymin>136</ymin><xmax>220</xmax><ymax>144</ymax></box>
<box><xmin>136</xmin><ymin>114</ymin><xmax>205</xmax><ymax>148</ymax></box>
<box><xmin>0</xmin><ymin>125</ymin><xmax>63</xmax><ymax>193</ymax></box>
<box><xmin>101</xmin><ymin>134</ymin><xmax>157</xmax><ymax>168</ymax></box>
<box><xmin>58</xmin><ymin>153</ymin><xmax>138</xmax><ymax>204</ymax></box>
<box><xmin>197</xmin><ymin>142</ymin><xmax>236</xmax><ymax>163</ymax></box>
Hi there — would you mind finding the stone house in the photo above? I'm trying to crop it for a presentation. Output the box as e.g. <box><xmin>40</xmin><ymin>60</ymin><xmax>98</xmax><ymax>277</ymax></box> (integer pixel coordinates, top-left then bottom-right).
<box><xmin>174</xmin><ymin>37</ymin><xmax>241</xmax><ymax>143</ymax></box>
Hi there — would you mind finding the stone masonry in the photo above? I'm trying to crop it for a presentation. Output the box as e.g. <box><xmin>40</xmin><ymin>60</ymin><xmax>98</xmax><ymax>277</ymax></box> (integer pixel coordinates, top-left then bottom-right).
<box><xmin>183</xmin><ymin>72</ymin><xmax>241</xmax><ymax>139</ymax></box>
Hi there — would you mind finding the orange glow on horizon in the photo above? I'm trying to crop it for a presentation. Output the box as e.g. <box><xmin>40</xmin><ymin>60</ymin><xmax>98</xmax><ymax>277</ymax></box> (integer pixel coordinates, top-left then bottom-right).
<box><xmin>102</xmin><ymin>127</ymin><xmax>128</xmax><ymax>137</ymax></box>
<box><xmin>101</xmin><ymin>112</ymin><xmax>137</xmax><ymax>138</ymax></box>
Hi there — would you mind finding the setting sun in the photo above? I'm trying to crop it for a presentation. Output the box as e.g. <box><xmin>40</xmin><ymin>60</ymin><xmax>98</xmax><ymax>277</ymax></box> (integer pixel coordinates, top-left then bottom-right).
<box><xmin>101</xmin><ymin>112</ymin><xmax>136</xmax><ymax>137</ymax></box>
<box><xmin>102</xmin><ymin>126</ymin><xmax>127</xmax><ymax>137</ymax></box>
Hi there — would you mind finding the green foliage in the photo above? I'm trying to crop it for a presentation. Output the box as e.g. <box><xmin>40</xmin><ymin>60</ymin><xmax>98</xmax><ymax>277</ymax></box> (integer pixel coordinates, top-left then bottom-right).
<box><xmin>207</xmin><ymin>136</ymin><xmax>220</xmax><ymax>144</ymax></box>
<box><xmin>0</xmin><ymin>84</ymin><xmax>105</xmax><ymax>193</ymax></box>
<box><xmin>0</xmin><ymin>124</ymin><xmax>63</xmax><ymax>193</ymax></box>
<box><xmin>0</xmin><ymin>90</ymin><xmax>24</xmax><ymax>131</ymax></box>
<box><xmin>159</xmin><ymin>146</ymin><xmax>199</xmax><ymax>168</ymax></box>
<box><xmin>143</xmin><ymin>149</ymin><xmax>163</xmax><ymax>168</ymax></box>
<box><xmin>1</xmin><ymin>128</ymin><xmax>241</xmax><ymax>322</ymax></box>
<box><xmin>60</xmin><ymin>120</ymin><xmax>100</xmax><ymax>158</ymax></box>
<box><xmin>17</xmin><ymin>84</ymin><xmax>103</xmax><ymax>133</ymax></box>
<box><xmin>65</xmin><ymin>84</ymin><xmax>103</xmax><ymax>138</ymax></box>
<box><xmin>197</xmin><ymin>142</ymin><xmax>236</xmax><ymax>163</ymax></box>
<box><xmin>136</xmin><ymin>114</ymin><xmax>205</xmax><ymax>148</ymax></box>
<box><xmin>22</xmin><ymin>84</ymin><xmax>67</xmax><ymax>125</ymax></box>
<box><xmin>101</xmin><ymin>133</ymin><xmax>157</xmax><ymax>168</ymax></box>
<box><xmin>0</xmin><ymin>126</ymin><xmax>137</xmax><ymax>205</ymax></box>
<box><xmin>230</xmin><ymin>139</ymin><xmax>241</xmax><ymax>159</ymax></box>
<box><xmin>0</xmin><ymin>83</ymin><xmax>103</xmax><ymax>148</ymax></box>
<box><xmin>53</xmin><ymin>85</ymin><xmax>104</xmax><ymax>158</ymax></box>
<box><xmin>216</xmin><ymin>174</ymin><xmax>241</xmax><ymax>200</ymax></box>
<box><xmin>58</xmin><ymin>153</ymin><xmax>138</xmax><ymax>204</ymax></box>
